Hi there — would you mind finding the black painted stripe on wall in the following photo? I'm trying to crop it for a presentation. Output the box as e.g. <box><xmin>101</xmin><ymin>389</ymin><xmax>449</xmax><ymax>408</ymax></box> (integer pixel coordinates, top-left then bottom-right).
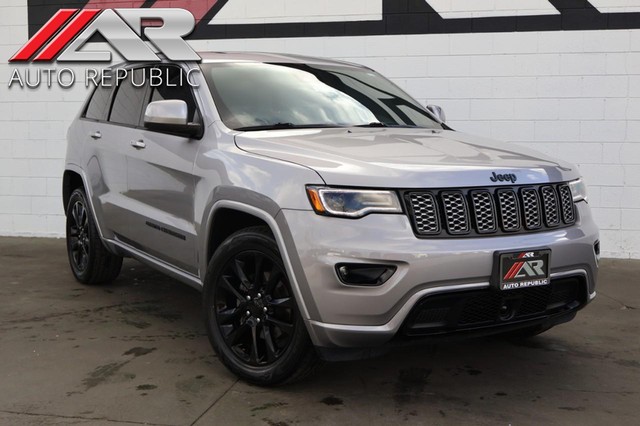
<box><xmin>28</xmin><ymin>0</ymin><xmax>640</xmax><ymax>39</ymax></box>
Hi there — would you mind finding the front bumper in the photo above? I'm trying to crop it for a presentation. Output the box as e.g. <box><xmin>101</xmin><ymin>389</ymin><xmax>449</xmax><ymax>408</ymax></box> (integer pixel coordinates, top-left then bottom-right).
<box><xmin>277</xmin><ymin>201</ymin><xmax>599</xmax><ymax>349</ymax></box>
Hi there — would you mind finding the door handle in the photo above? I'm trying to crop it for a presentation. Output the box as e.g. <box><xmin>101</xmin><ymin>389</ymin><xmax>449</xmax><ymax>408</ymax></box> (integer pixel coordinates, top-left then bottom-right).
<box><xmin>90</xmin><ymin>131</ymin><xmax>102</xmax><ymax>140</ymax></box>
<box><xmin>130</xmin><ymin>139</ymin><xmax>146</xmax><ymax>149</ymax></box>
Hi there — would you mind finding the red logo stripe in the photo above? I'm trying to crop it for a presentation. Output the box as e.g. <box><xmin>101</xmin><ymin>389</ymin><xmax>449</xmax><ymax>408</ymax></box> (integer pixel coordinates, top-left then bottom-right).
<box><xmin>10</xmin><ymin>9</ymin><xmax>78</xmax><ymax>62</ymax></box>
<box><xmin>503</xmin><ymin>262</ymin><xmax>524</xmax><ymax>280</ymax></box>
<box><xmin>507</xmin><ymin>262</ymin><xmax>526</xmax><ymax>280</ymax></box>
<box><xmin>511</xmin><ymin>263</ymin><xmax>524</xmax><ymax>280</ymax></box>
<box><xmin>34</xmin><ymin>9</ymin><xmax>101</xmax><ymax>62</ymax></box>
<box><xmin>503</xmin><ymin>252</ymin><xmax>527</xmax><ymax>279</ymax></box>
<box><xmin>503</xmin><ymin>263</ymin><xmax>516</xmax><ymax>280</ymax></box>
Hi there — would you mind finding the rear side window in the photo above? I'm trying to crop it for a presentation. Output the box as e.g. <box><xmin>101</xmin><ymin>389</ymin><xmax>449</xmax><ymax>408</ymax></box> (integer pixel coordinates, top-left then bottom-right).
<box><xmin>84</xmin><ymin>84</ymin><xmax>112</xmax><ymax>121</ymax></box>
<box><xmin>109</xmin><ymin>68</ymin><xmax>147</xmax><ymax>127</ymax></box>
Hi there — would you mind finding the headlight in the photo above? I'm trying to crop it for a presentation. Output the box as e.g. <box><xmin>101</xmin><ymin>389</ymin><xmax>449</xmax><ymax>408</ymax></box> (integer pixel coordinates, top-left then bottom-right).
<box><xmin>306</xmin><ymin>186</ymin><xmax>402</xmax><ymax>218</ymax></box>
<box><xmin>568</xmin><ymin>178</ymin><xmax>588</xmax><ymax>202</ymax></box>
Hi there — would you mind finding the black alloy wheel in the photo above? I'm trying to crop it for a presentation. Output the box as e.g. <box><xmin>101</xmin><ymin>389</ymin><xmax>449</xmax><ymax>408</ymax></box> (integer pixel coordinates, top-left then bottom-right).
<box><xmin>65</xmin><ymin>188</ymin><xmax>122</xmax><ymax>285</ymax></box>
<box><xmin>204</xmin><ymin>226</ymin><xmax>318</xmax><ymax>385</ymax></box>
<box><xmin>68</xmin><ymin>199</ymin><xmax>90</xmax><ymax>273</ymax></box>
<box><xmin>215</xmin><ymin>250</ymin><xmax>295</xmax><ymax>366</ymax></box>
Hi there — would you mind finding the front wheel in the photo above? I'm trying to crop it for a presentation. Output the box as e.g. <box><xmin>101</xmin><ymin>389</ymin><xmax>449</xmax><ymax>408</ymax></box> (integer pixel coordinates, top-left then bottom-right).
<box><xmin>66</xmin><ymin>188</ymin><xmax>122</xmax><ymax>285</ymax></box>
<box><xmin>203</xmin><ymin>226</ymin><xmax>318</xmax><ymax>386</ymax></box>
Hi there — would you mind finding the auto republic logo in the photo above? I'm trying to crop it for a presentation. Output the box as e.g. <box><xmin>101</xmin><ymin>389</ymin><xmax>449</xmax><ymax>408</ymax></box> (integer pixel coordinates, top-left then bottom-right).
<box><xmin>8</xmin><ymin>8</ymin><xmax>201</xmax><ymax>89</ymax></box>
<box><xmin>500</xmin><ymin>251</ymin><xmax>550</xmax><ymax>290</ymax></box>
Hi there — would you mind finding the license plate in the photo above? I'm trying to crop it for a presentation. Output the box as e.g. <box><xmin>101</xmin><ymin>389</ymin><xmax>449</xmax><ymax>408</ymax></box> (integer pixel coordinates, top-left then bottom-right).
<box><xmin>495</xmin><ymin>249</ymin><xmax>551</xmax><ymax>291</ymax></box>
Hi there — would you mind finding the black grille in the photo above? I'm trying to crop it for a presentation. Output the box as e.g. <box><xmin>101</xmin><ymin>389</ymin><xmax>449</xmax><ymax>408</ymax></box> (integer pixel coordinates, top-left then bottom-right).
<box><xmin>470</xmin><ymin>191</ymin><xmax>497</xmax><ymax>233</ymax></box>
<box><xmin>458</xmin><ymin>286</ymin><xmax>553</xmax><ymax>325</ymax></box>
<box><xmin>515</xmin><ymin>286</ymin><xmax>552</xmax><ymax>316</ymax></box>
<box><xmin>549</xmin><ymin>280</ymin><xmax>579</xmax><ymax>306</ymax></box>
<box><xmin>403</xmin><ymin>277</ymin><xmax>585</xmax><ymax>336</ymax></box>
<box><xmin>497</xmin><ymin>189</ymin><xmax>521</xmax><ymax>232</ymax></box>
<box><xmin>521</xmin><ymin>188</ymin><xmax>542</xmax><ymax>230</ymax></box>
<box><xmin>541</xmin><ymin>186</ymin><xmax>560</xmax><ymax>227</ymax></box>
<box><xmin>441</xmin><ymin>191</ymin><xmax>470</xmax><ymax>234</ymax></box>
<box><xmin>408</xmin><ymin>193</ymin><xmax>440</xmax><ymax>234</ymax></box>
<box><xmin>414</xmin><ymin>307</ymin><xmax>450</xmax><ymax>325</ymax></box>
<box><xmin>558</xmin><ymin>184</ymin><xmax>575</xmax><ymax>224</ymax></box>
<box><xmin>405</xmin><ymin>183</ymin><xmax>577</xmax><ymax>238</ymax></box>
<box><xmin>458</xmin><ymin>293</ymin><xmax>503</xmax><ymax>325</ymax></box>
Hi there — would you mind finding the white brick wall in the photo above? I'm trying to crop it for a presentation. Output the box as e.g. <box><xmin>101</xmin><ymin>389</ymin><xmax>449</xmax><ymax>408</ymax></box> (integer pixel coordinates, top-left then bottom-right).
<box><xmin>1</xmin><ymin>1</ymin><xmax>639</xmax><ymax>258</ymax></box>
<box><xmin>0</xmin><ymin>0</ymin><xmax>79</xmax><ymax>237</ymax></box>
<box><xmin>210</xmin><ymin>0</ymin><xmax>382</xmax><ymax>24</ymax></box>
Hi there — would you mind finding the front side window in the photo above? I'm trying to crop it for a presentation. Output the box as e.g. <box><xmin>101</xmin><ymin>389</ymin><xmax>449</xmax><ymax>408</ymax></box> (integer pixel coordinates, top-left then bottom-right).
<box><xmin>146</xmin><ymin>66</ymin><xmax>200</xmax><ymax>124</ymax></box>
<box><xmin>201</xmin><ymin>62</ymin><xmax>442</xmax><ymax>131</ymax></box>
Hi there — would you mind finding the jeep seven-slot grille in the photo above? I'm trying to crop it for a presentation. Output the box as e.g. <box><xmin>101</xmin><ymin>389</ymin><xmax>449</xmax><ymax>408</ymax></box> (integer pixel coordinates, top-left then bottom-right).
<box><xmin>405</xmin><ymin>183</ymin><xmax>576</xmax><ymax>238</ymax></box>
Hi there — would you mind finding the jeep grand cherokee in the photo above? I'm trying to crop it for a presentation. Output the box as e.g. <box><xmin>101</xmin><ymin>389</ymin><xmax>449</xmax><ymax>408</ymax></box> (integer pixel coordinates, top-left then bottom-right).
<box><xmin>63</xmin><ymin>52</ymin><xmax>599</xmax><ymax>385</ymax></box>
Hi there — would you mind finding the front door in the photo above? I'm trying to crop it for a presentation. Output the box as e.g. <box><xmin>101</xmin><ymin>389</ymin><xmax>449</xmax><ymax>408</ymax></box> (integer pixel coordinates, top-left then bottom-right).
<box><xmin>124</xmin><ymin>65</ymin><xmax>202</xmax><ymax>275</ymax></box>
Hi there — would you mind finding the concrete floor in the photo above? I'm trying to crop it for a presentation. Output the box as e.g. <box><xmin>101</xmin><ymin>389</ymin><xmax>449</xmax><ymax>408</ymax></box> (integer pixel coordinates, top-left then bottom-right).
<box><xmin>0</xmin><ymin>237</ymin><xmax>638</xmax><ymax>426</ymax></box>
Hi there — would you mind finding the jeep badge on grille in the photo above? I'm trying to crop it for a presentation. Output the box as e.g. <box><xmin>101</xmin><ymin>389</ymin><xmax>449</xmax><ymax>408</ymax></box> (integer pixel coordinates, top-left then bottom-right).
<box><xmin>490</xmin><ymin>172</ymin><xmax>517</xmax><ymax>183</ymax></box>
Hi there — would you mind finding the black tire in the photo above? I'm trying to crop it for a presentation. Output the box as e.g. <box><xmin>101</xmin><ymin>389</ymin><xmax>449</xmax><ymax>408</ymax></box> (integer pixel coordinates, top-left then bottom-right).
<box><xmin>203</xmin><ymin>226</ymin><xmax>318</xmax><ymax>386</ymax></box>
<box><xmin>66</xmin><ymin>188</ymin><xmax>122</xmax><ymax>285</ymax></box>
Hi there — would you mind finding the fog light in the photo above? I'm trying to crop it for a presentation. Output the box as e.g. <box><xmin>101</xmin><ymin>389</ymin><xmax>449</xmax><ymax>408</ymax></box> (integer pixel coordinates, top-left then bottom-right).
<box><xmin>594</xmin><ymin>240</ymin><xmax>600</xmax><ymax>264</ymax></box>
<box><xmin>335</xmin><ymin>263</ymin><xmax>397</xmax><ymax>286</ymax></box>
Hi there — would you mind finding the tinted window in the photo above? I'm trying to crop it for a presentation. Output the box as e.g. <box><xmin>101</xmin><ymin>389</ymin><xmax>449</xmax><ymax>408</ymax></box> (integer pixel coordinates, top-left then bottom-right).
<box><xmin>201</xmin><ymin>62</ymin><xmax>442</xmax><ymax>131</ymax></box>
<box><xmin>148</xmin><ymin>66</ymin><xmax>199</xmax><ymax>123</ymax></box>
<box><xmin>109</xmin><ymin>68</ymin><xmax>147</xmax><ymax>127</ymax></box>
<box><xmin>84</xmin><ymin>84</ymin><xmax>112</xmax><ymax>121</ymax></box>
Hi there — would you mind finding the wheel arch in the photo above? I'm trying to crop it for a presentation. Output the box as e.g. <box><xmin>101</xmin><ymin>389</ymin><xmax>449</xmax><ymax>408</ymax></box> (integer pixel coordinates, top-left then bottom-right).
<box><xmin>202</xmin><ymin>199</ymin><xmax>317</xmax><ymax>323</ymax></box>
<box><xmin>62</xmin><ymin>165</ymin><xmax>114</xmax><ymax>246</ymax></box>
<box><xmin>206</xmin><ymin>207</ymin><xmax>272</xmax><ymax>264</ymax></box>
<box><xmin>62</xmin><ymin>169</ymin><xmax>85</xmax><ymax>213</ymax></box>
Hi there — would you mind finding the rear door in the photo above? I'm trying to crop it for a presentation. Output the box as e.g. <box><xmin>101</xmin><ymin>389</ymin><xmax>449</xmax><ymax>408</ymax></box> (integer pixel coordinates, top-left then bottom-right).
<box><xmin>96</xmin><ymin>67</ymin><xmax>152</xmax><ymax>244</ymax></box>
<box><xmin>124</xmin><ymin>64</ymin><xmax>202</xmax><ymax>275</ymax></box>
<box><xmin>79</xmin><ymin>79</ymin><xmax>131</xmax><ymax>239</ymax></box>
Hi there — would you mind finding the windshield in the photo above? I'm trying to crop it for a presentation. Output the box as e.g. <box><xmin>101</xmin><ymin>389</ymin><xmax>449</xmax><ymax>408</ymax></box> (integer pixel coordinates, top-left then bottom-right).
<box><xmin>201</xmin><ymin>62</ymin><xmax>443</xmax><ymax>131</ymax></box>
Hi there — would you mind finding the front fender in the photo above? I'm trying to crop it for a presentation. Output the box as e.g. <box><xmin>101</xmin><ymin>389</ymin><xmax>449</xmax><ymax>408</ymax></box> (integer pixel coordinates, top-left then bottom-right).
<box><xmin>199</xmin><ymin>198</ymin><xmax>320</xmax><ymax>323</ymax></box>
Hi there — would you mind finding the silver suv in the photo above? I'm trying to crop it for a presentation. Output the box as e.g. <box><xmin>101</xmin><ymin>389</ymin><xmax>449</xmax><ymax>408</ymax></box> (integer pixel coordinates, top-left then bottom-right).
<box><xmin>63</xmin><ymin>52</ymin><xmax>599</xmax><ymax>385</ymax></box>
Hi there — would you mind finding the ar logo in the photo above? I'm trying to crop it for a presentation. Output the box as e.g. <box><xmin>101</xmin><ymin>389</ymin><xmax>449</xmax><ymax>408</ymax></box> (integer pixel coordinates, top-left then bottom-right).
<box><xmin>10</xmin><ymin>8</ymin><xmax>200</xmax><ymax>63</ymax></box>
<box><xmin>503</xmin><ymin>252</ymin><xmax>547</xmax><ymax>281</ymax></box>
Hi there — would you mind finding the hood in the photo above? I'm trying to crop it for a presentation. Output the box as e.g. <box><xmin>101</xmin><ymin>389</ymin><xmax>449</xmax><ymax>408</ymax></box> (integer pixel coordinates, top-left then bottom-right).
<box><xmin>234</xmin><ymin>128</ymin><xmax>579</xmax><ymax>188</ymax></box>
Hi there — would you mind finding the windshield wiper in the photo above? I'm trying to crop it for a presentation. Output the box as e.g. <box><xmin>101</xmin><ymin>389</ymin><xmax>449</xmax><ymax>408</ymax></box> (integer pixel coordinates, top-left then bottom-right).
<box><xmin>235</xmin><ymin>123</ymin><xmax>342</xmax><ymax>131</ymax></box>
<box><xmin>355</xmin><ymin>122</ymin><xmax>388</xmax><ymax>128</ymax></box>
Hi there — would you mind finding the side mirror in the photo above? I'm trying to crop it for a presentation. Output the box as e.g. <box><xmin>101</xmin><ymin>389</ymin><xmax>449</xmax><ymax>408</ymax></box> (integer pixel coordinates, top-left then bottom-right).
<box><xmin>144</xmin><ymin>100</ymin><xmax>202</xmax><ymax>137</ymax></box>
<box><xmin>426</xmin><ymin>104</ymin><xmax>446</xmax><ymax>123</ymax></box>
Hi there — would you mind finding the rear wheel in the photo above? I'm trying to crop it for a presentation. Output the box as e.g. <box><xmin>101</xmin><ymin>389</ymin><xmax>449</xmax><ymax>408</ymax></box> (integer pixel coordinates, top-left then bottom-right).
<box><xmin>204</xmin><ymin>226</ymin><xmax>318</xmax><ymax>385</ymax></box>
<box><xmin>66</xmin><ymin>188</ymin><xmax>122</xmax><ymax>285</ymax></box>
